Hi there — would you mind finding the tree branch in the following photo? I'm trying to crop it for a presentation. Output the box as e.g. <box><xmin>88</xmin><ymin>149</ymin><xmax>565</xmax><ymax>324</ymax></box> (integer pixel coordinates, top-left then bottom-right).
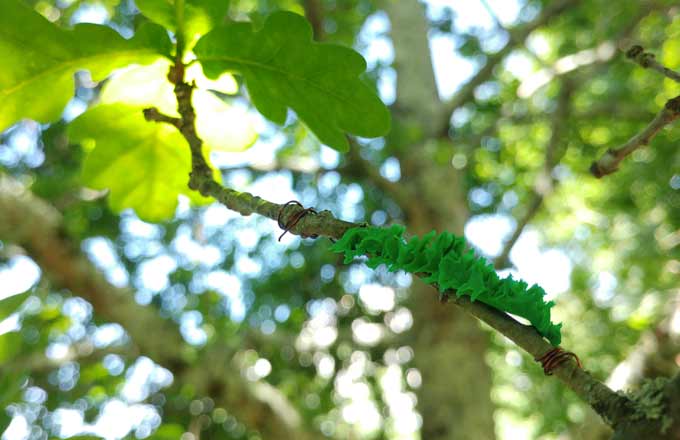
<box><xmin>625</xmin><ymin>45</ymin><xmax>680</xmax><ymax>84</ymax></box>
<box><xmin>517</xmin><ymin>4</ymin><xmax>657</xmax><ymax>99</ymax></box>
<box><xmin>341</xmin><ymin>138</ymin><xmax>414</xmax><ymax>212</ymax></box>
<box><xmin>494</xmin><ymin>195</ymin><xmax>544</xmax><ymax>269</ymax></box>
<box><xmin>449</xmin><ymin>295</ymin><xmax>635</xmax><ymax>428</ymax></box>
<box><xmin>438</xmin><ymin>0</ymin><xmax>577</xmax><ymax>134</ymax></box>
<box><xmin>148</xmin><ymin>60</ymin><xmax>639</xmax><ymax>430</ymax></box>
<box><xmin>607</xmin><ymin>291</ymin><xmax>680</xmax><ymax>391</ymax></box>
<box><xmin>302</xmin><ymin>0</ymin><xmax>324</xmax><ymax>41</ymax></box>
<box><xmin>590</xmin><ymin>95</ymin><xmax>680</xmax><ymax>178</ymax></box>
<box><xmin>495</xmin><ymin>80</ymin><xmax>574</xmax><ymax>268</ymax></box>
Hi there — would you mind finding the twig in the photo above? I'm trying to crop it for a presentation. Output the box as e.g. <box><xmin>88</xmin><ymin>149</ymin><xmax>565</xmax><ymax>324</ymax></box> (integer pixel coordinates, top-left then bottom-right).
<box><xmin>626</xmin><ymin>45</ymin><xmax>680</xmax><ymax>84</ymax></box>
<box><xmin>495</xmin><ymin>81</ymin><xmax>573</xmax><ymax>268</ymax></box>
<box><xmin>342</xmin><ymin>138</ymin><xmax>414</xmax><ymax>211</ymax></box>
<box><xmin>438</xmin><ymin>0</ymin><xmax>576</xmax><ymax>135</ymax></box>
<box><xmin>495</xmin><ymin>195</ymin><xmax>543</xmax><ymax>269</ymax></box>
<box><xmin>590</xmin><ymin>95</ymin><xmax>680</xmax><ymax>178</ymax></box>
<box><xmin>302</xmin><ymin>0</ymin><xmax>324</xmax><ymax>41</ymax></box>
<box><xmin>142</xmin><ymin>107</ymin><xmax>180</xmax><ymax>128</ymax></box>
<box><xmin>478</xmin><ymin>0</ymin><xmax>505</xmax><ymax>30</ymax></box>
<box><xmin>144</xmin><ymin>66</ymin><xmax>357</xmax><ymax>240</ymax></box>
<box><xmin>447</xmin><ymin>295</ymin><xmax>635</xmax><ymax>428</ymax></box>
<box><xmin>146</xmin><ymin>57</ymin><xmax>637</xmax><ymax>429</ymax></box>
<box><xmin>479</xmin><ymin>0</ymin><xmax>553</xmax><ymax>70</ymax></box>
<box><xmin>517</xmin><ymin>5</ymin><xmax>660</xmax><ymax>98</ymax></box>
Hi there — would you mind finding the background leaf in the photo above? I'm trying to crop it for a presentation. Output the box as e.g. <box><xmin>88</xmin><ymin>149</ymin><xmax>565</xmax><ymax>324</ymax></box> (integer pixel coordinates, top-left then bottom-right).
<box><xmin>68</xmin><ymin>104</ymin><xmax>204</xmax><ymax>222</ymax></box>
<box><xmin>0</xmin><ymin>332</ymin><xmax>22</xmax><ymax>364</ymax></box>
<box><xmin>135</xmin><ymin>0</ymin><xmax>231</xmax><ymax>44</ymax></box>
<box><xmin>0</xmin><ymin>0</ymin><xmax>171</xmax><ymax>131</ymax></box>
<box><xmin>0</xmin><ymin>292</ymin><xmax>27</xmax><ymax>322</ymax></box>
<box><xmin>194</xmin><ymin>11</ymin><xmax>391</xmax><ymax>152</ymax></box>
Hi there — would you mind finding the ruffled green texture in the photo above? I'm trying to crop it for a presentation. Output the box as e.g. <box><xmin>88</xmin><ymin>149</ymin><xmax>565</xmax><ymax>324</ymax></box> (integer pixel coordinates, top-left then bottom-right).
<box><xmin>331</xmin><ymin>225</ymin><xmax>562</xmax><ymax>345</ymax></box>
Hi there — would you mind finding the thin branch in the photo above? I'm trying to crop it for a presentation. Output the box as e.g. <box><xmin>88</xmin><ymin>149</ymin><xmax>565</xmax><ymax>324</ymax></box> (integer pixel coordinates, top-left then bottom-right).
<box><xmin>145</xmin><ymin>108</ymin><xmax>356</xmax><ymax>239</ymax></box>
<box><xmin>606</xmin><ymin>291</ymin><xmax>680</xmax><ymax>391</ymax></box>
<box><xmin>517</xmin><ymin>4</ymin><xmax>658</xmax><ymax>98</ymax></box>
<box><xmin>342</xmin><ymin>138</ymin><xmax>414</xmax><ymax>211</ymax></box>
<box><xmin>142</xmin><ymin>108</ymin><xmax>180</xmax><ymax>128</ymax></box>
<box><xmin>495</xmin><ymin>80</ymin><xmax>573</xmax><ymax>268</ymax></box>
<box><xmin>590</xmin><ymin>95</ymin><xmax>680</xmax><ymax>178</ymax></box>
<box><xmin>626</xmin><ymin>45</ymin><xmax>680</xmax><ymax>84</ymax></box>
<box><xmin>478</xmin><ymin>0</ymin><xmax>506</xmax><ymax>30</ymax></box>
<box><xmin>438</xmin><ymin>0</ymin><xmax>577</xmax><ymax>134</ymax></box>
<box><xmin>302</xmin><ymin>0</ymin><xmax>324</xmax><ymax>41</ymax></box>
<box><xmin>495</xmin><ymin>195</ymin><xmax>543</xmax><ymax>269</ymax></box>
<box><xmin>448</xmin><ymin>295</ymin><xmax>634</xmax><ymax>428</ymax></box>
<box><xmin>151</xmin><ymin>60</ymin><xmax>636</xmax><ymax>430</ymax></box>
<box><xmin>478</xmin><ymin>0</ymin><xmax>551</xmax><ymax>70</ymax></box>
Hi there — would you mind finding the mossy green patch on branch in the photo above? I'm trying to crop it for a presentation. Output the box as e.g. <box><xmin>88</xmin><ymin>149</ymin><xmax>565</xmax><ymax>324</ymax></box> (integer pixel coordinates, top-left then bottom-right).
<box><xmin>331</xmin><ymin>225</ymin><xmax>563</xmax><ymax>346</ymax></box>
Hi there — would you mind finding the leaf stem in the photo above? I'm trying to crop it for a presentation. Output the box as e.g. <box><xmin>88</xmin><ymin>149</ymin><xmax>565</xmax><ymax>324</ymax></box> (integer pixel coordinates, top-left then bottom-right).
<box><xmin>175</xmin><ymin>0</ymin><xmax>186</xmax><ymax>61</ymax></box>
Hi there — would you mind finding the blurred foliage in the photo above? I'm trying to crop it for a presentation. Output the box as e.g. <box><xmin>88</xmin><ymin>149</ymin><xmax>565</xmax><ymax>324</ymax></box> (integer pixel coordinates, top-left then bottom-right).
<box><xmin>1</xmin><ymin>0</ymin><xmax>679</xmax><ymax>439</ymax></box>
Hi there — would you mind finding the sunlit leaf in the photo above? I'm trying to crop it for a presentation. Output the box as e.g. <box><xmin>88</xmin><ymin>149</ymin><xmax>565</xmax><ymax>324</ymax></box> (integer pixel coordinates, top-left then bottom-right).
<box><xmin>0</xmin><ymin>370</ymin><xmax>24</xmax><ymax>410</ymax></box>
<box><xmin>194</xmin><ymin>11</ymin><xmax>390</xmax><ymax>152</ymax></box>
<box><xmin>136</xmin><ymin>0</ymin><xmax>230</xmax><ymax>44</ymax></box>
<box><xmin>0</xmin><ymin>0</ymin><xmax>171</xmax><ymax>131</ymax></box>
<box><xmin>68</xmin><ymin>104</ymin><xmax>217</xmax><ymax>222</ymax></box>
<box><xmin>0</xmin><ymin>332</ymin><xmax>22</xmax><ymax>363</ymax></box>
<box><xmin>100</xmin><ymin>60</ymin><xmax>256</xmax><ymax>151</ymax></box>
<box><xmin>149</xmin><ymin>424</ymin><xmax>185</xmax><ymax>439</ymax></box>
<box><xmin>0</xmin><ymin>292</ymin><xmax>27</xmax><ymax>322</ymax></box>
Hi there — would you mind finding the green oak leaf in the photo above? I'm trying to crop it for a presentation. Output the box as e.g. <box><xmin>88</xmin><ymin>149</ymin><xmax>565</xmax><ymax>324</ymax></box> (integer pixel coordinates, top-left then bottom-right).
<box><xmin>99</xmin><ymin>59</ymin><xmax>256</xmax><ymax>151</ymax></box>
<box><xmin>136</xmin><ymin>0</ymin><xmax>230</xmax><ymax>44</ymax></box>
<box><xmin>149</xmin><ymin>424</ymin><xmax>185</xmax><ymax>439</ymax></box>
<box><xmin>0</xmin><ymin>0</ymin><xmax>171</xmax><ymax>132</ymax></box>
<box><xmin>194</xmin><ymin>11</ymin><xmax>391</xmax><ymax>152</ymax></box>
<box><xmin>68</xmin><ymin>104</ymin><xmax>216</xmax><ymax>222</ymax></box>
<box><xmin>0</xmin><ymin>332</ymin><xmax>22</xmax><ymax>364</ymax></box>
<box><xmin>0</xmin><ymin>292</ymin><xmax>27</xmax><ymax>322</ymax></box>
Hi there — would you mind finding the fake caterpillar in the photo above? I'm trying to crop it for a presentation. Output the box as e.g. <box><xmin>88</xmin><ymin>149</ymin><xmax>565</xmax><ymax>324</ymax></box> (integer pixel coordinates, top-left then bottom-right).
<box><xmin>331</xmin><ymin>225</ymin><xmax>562</xmax><ymax>346</ymax></box>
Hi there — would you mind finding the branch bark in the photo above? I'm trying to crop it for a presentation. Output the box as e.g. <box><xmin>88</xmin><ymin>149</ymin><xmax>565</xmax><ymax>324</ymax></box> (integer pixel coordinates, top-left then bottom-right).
<box><xmin>141</xmin><ymin>57</ymin><xmax>643</xmax><ymax>432</ymax></box>
<box><xmin>626</xmin><ymin>45</ymin><xmax>680</xmax><ymax>84</ymax></box>
<box><xmin>302</xmin><ymin>0</ymin><xmax>324</xmax><ymax>41</ymax></box>
<box><xmin>590</xmin><ymin>95</ymin><xmax>680</xmax><ymax>178</ymax></box>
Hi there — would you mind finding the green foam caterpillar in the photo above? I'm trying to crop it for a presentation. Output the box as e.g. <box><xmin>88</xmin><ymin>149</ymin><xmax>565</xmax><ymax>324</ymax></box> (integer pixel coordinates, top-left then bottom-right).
<box><xmin>331</xmin><ymin>225</ymin><xmax>562</xmax><ymax>346</ymax></box>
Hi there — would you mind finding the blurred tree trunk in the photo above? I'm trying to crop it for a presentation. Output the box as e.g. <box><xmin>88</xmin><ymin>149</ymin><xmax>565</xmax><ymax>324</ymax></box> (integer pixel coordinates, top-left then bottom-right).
<box><xmin>384</xmin><ymin>1</ymin><xmax>496</xmax><ymax>438</ymax></box>
<box><xmin>0</xmin><ymin>175</ymin><xmax>312</xmax><ymax>440</ymax></box>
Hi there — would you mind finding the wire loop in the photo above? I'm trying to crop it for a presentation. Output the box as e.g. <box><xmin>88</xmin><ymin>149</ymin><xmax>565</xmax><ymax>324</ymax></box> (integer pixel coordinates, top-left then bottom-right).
<box><xmin>535</xmin><ymin>347</ymin><xmax>582</xmax><ymax>376</ymax></box>
<box><xmin>277</xmin><ymin>200</ymin><xmax>318</xmax><ymax>241</ymax></box>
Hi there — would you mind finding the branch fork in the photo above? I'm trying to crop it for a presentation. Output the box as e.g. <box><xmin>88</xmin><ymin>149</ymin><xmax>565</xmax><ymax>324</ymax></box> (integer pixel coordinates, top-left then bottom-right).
<box><xmin>138</xmin><ymin>55</ymin><xmax>644</xmax><ymax>430</ymax></box>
